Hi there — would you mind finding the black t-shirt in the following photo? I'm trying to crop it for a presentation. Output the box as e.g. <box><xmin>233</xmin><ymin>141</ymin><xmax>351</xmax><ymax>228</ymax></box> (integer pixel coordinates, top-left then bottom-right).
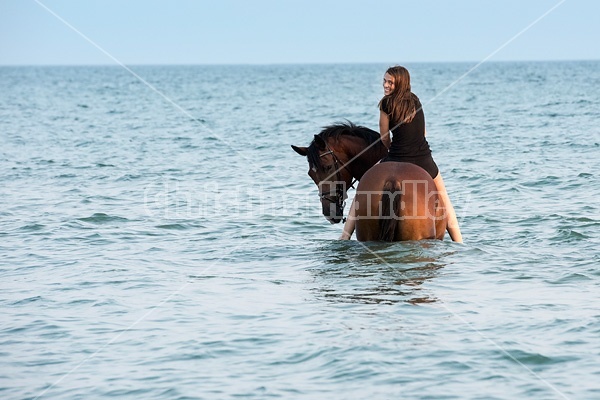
<box><xmin>381</xmin><ymin>96</ymin><xmax>432</xmax><ymax>159</ymax></box>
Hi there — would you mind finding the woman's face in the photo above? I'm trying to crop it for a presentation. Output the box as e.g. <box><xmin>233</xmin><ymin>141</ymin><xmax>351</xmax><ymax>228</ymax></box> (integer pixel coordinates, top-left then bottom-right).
<box><xmin>383</xmin><ymin>73</ymin><xmax>395</xmax><ymax>96</ymax></box>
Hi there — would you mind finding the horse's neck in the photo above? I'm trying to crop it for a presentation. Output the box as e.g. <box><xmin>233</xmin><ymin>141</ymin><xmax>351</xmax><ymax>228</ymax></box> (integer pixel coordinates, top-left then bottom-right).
<box><xmin>343</xmin><ymin>137</ymin><xmax>387</xmax><ymax>180</ymax></box>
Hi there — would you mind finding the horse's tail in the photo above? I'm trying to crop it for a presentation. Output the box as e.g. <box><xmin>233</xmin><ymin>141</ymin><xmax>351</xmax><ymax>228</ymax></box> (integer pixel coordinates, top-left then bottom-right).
<box><xmin>378</xmin><ymin>180</ymin><xmax>402</xmax><ymax>242</ymax></box>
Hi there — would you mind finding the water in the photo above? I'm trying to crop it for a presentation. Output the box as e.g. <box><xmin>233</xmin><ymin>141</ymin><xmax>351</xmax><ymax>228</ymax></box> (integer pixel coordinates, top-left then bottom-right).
<box><xmin>1</xmin><ymin>61</ymin><xmax>599</xmax><ymax>399</ymax></box>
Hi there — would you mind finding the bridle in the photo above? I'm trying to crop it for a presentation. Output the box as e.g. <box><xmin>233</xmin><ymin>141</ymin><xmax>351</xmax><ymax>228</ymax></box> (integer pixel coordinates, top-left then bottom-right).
<box><xmin>317</xmin><ymin>142</ymin><xmax>358</xmax><ymax>218</ymax></box>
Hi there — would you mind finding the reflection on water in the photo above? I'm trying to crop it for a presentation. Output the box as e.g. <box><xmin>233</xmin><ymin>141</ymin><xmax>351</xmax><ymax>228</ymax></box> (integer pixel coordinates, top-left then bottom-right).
<box><xmin>307</xmin><ymin>240</ymin><xmax>452</xmax><ymax>305</ymax></box>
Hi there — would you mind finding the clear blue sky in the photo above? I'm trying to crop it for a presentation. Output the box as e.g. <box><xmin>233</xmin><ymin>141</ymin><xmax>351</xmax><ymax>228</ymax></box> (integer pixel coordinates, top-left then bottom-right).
<box><xmin>1</xmin><ymin>0</ymin><xmax>598</xmax><ymax>65</ymax></box>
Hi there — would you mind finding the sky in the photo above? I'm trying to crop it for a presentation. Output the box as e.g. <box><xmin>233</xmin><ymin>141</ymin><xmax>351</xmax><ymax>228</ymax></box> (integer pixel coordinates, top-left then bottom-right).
<box><xmin>1</xmin><ymin>0</ymin><xmax>599</xmax><ymax>65</ymax></box>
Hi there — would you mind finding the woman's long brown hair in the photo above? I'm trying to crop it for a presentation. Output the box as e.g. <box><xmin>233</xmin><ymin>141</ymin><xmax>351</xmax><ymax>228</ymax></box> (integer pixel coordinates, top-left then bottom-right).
<box><xmin>379</xmin><ymin>66</ymin><xmax>419</xmax><ymax>125</ymax></box>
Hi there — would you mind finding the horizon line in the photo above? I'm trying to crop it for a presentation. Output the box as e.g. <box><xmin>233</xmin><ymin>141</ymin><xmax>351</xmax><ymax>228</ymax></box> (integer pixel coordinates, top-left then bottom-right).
<box><xmin>0</xmin><ymin>58</ymin><xmax>599</xmax><ymax>68</ymax></box>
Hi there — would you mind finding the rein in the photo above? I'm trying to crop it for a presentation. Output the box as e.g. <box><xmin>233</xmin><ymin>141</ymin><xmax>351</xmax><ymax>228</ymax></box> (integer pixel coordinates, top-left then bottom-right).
<box><xmin>317</xmin><ymin>143</ymin><xmax>358</xmax><ymax>221</ymax></box>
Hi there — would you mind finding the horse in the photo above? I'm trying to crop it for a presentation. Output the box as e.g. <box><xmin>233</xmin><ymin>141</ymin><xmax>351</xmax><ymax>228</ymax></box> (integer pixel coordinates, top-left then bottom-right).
<box><xmin>292</xmin><ymin>122</ymin><xmax>447</xmax><ymax>241</ymax></box>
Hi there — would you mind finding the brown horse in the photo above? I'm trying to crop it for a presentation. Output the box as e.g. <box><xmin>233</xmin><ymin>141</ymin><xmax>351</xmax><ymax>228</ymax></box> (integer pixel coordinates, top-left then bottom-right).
<box><xmin>292</xmin><ymin>122</ymin><xmax>447</xmax><ymax>241</ymax></box>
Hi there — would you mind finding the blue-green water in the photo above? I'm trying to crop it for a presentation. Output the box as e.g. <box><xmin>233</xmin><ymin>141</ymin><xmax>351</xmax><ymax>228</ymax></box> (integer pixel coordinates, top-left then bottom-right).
<box><xmin>1</xmin><ymin>62</ymin><xmax>599</xmax><ymax>399</ymax></box>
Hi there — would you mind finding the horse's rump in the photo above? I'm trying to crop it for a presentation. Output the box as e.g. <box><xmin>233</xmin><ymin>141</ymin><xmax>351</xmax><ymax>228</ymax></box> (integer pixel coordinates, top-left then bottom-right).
<box><xmin>353</xmin><ymin>162</ymin><xmax>444</xmax><ymax>241</ymax></box>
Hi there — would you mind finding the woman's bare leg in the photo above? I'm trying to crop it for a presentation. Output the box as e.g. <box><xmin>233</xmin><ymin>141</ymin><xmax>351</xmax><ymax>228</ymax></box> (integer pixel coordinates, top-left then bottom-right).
<box><xmin>339</xmin><ymin>197</ymin><xmax>357</xmax><ymax>240</ymax></box>
<box><xmin>433</xmin><ymin>173</ymin><xmax>463</xmax><ymax>243</ymax></box>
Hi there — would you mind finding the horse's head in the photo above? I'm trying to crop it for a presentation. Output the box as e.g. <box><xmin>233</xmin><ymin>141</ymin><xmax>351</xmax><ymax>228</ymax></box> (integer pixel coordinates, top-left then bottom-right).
<box><xmin>292</xmin><ymin>134</ymin><xmax>354</xmax><ymax>224</ymax></box>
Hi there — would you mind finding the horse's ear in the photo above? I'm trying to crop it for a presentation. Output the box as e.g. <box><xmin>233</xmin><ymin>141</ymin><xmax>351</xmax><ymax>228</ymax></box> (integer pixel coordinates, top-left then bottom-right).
<box><xmin>313</xmin><ymin>135</ymin><xmax>327</xmax><ymax>150</ymax></box>
<box><xmin>291</xmin><ymin>145</ymin><xmax>308</xmax><ymax>156</ymax></box>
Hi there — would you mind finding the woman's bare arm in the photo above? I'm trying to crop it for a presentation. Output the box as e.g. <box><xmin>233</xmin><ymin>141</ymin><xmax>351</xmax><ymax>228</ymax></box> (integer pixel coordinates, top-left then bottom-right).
<box><xmin>379</xmin><ymin>110</ymin><xmax>391</xmax><ymax>149</ymax></box>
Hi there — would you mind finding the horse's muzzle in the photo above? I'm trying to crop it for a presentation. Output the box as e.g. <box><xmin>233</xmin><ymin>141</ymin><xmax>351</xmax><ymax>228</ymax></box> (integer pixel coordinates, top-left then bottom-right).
<box><xmin>325</xmin><ymin>215</ymin><xmax>343</xmax><ymax>224</ymax></box>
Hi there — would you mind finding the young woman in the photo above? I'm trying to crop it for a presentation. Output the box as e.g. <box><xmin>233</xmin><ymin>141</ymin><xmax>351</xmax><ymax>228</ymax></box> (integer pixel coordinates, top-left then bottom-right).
<box><xmin>340</xmin><ymin>65</ymin><xmax>463</xmax><ymax>242</ymax></box>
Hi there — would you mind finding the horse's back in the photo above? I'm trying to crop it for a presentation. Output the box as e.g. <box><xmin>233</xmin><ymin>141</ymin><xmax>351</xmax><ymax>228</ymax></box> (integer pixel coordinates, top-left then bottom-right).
<box><xmin>354</xmin><ymin>162</ymin><xmax>445</xmax><ymax>241</ymax></box>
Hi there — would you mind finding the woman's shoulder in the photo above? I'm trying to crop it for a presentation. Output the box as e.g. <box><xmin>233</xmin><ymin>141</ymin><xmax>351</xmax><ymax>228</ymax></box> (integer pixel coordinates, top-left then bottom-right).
<box><xmin>380</xmin><ymin>96</ymin><xmax>391</xmax><ymax>113</ymax></box>
<box><xmin>412</xmin><ymin>93</ymin><xmax>422</xmax><ymax>106</ymax></box>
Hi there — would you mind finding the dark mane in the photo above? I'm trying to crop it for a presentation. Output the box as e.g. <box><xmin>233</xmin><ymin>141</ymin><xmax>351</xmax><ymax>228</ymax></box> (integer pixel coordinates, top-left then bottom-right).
<box><xmin>307</xmin><ymin>122</ymin><xmax>381</xmax><ymax>171</ymax></box>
